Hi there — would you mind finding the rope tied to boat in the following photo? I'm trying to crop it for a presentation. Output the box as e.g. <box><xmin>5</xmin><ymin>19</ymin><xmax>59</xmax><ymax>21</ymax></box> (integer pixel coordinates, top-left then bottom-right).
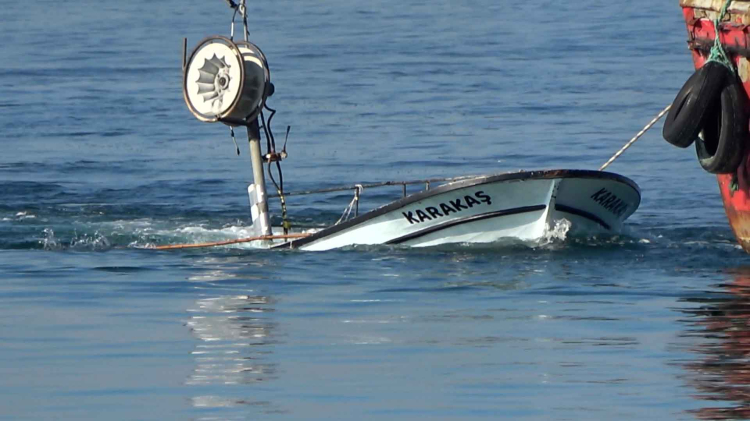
<box><xmin>706</xmin><ymin>0</ymin><xmax>736</xmax><ymax>73</ymax></box>
<box><xmin>335</xmin><ymin>185</ymin><xmax>364</xmax><ymax>225</ymax></box>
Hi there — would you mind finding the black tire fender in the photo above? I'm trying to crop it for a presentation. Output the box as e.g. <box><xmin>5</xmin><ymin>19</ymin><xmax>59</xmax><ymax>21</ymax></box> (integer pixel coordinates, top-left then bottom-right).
<box><xmin>695</xmin><ymin>74</ymin><xmax>749</xmax><ymax>174</ymax></box>
<box><xmin>663</xmin><ymin>61</ymin><xmax>731</xmax><ymax>148</ymax></box>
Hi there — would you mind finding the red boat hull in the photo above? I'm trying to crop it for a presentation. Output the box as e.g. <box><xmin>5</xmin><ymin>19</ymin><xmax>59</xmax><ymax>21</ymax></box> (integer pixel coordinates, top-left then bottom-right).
<box><xmin>681</xmin><ymin>2</ymin><xmax>750</xmax><ymax>251</ymax></box>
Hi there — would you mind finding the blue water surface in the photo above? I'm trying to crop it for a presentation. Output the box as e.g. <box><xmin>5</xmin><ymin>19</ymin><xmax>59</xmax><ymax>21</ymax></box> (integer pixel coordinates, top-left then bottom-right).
<box><xmin>2</xmin><ymin>1</ymin><xmax>748</xmax><ymax>420</ymax></box>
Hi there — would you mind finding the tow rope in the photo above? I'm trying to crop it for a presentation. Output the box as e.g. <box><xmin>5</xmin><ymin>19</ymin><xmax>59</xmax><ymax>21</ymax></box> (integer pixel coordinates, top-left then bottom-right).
<box><xmin>599</xmin><ymin>105</ymin><xmax>672</xmax><ymax>171</ymax></box>
<box><xmin>152</xmin><ymin>233</ymin><xmax>310</xmax><ymax>250</ymax></box>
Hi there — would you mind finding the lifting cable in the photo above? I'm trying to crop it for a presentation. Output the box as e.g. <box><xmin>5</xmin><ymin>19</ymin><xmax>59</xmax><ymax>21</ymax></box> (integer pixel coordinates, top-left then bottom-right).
<box><xmin>260</xmin><ymin>107</ymin><xmax>292</xmax><ymax>235</ymax></box>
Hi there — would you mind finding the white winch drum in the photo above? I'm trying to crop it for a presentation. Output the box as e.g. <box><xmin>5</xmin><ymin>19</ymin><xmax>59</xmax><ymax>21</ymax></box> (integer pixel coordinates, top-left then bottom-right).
<box><xmin>183</xmin><ymin>36</ymin><xmax>269</xmax><ymax>126</ymax></box>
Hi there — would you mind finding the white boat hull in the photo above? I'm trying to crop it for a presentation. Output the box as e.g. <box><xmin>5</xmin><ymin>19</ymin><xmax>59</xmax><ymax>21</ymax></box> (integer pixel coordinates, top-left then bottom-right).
<box><xmin>279</xmin><ymin>170</ymin><xmax>640</xmax><ymax>251</ymax></box>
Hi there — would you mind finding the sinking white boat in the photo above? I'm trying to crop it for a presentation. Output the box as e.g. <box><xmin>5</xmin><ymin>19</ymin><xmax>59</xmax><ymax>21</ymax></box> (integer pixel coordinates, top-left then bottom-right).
<box><xmin>169</xmin><ymin>2</ymin><xmax>640</xmax><ymax>252</ymax></box>
<box><xmin>280</xmin><ymin>170</ymin><xmax>639</xmax><ymax>251</ymax></box>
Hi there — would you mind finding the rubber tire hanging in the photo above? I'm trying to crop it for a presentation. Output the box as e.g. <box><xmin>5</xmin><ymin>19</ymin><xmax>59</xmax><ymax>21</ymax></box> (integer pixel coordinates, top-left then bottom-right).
<box><xmin>695</xmin><ymin>73</ymin><xmax>749</xmax><ymax>174</ymax></box>
<box><xmin>662</xmin><ymin>61</ymin><xmax>731</xmax><ymax>148</ymax></box>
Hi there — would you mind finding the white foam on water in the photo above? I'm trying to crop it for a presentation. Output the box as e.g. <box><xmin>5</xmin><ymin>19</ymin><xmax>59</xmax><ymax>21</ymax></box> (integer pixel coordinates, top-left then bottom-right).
<box><xmin>40</xmin><ymin>228</ymin><xmax>61</xmax><ymax>250</ymax></box>
<box><xmin>69</xmin><ymin>230</ymin><xmax>111</xmax><ymax>250</ymax></box>
<box><xmin>144</xmin><ymin>222</ymin><xmax>321</xmax><ymax>250</ymax></box>
<box><xmin>538</xmin><ymin>218</ymin><xmax>572</xmax><ymax>247</ymax></box>
<box><xmin>39</xmin><ymin>228</ymin><xmax>111</xmax><ymax>251</ymax></box>
<box><xmin>6</xmin><ymin>211</ymin><xmax>37</xmax><ymax>220</ymax></box>
<box><xmin>39</xmin><ymin>217</ymin><xmax>318</xmax><ymax>250</ymax></box>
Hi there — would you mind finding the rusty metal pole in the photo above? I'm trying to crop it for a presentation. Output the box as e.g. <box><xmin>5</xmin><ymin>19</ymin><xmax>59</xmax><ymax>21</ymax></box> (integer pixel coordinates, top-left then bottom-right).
<box><xmin>247</xmin><ymin>119</ymin><xmax>272</xmax><ymax>236</ymax></box>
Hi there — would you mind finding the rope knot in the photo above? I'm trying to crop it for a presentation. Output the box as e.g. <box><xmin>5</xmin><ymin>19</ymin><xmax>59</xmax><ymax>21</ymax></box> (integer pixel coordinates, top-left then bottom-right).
<box><xmin>335</xmin><ymin>185</ymin><xmax>365</xmax><ymax>225</ymax></box>
<box><xmin>707</xmin><ymin>0</ymin><xmax>736</xmax><ymax>73</ymax></box>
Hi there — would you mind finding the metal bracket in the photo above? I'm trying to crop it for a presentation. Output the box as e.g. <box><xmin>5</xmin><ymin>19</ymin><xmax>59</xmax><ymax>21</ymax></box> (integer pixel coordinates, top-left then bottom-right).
<box><xmin>264</xmin><ymin>151</ymin><xmax>287</xmax><ymax>163</ymax></box>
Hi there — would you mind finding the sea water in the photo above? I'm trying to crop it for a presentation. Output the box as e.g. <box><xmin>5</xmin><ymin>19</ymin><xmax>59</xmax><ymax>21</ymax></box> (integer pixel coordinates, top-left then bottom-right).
<box><xmin>1</xmin><ymin>0</ymin><xmax>748</xmax><ymax>419</ymax></box>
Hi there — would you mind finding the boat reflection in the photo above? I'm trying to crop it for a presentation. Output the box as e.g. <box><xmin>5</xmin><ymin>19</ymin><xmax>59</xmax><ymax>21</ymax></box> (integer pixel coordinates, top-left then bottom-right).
<box><xmin>678</xmin><ymin>267</ymin><xmax>750</xmax><ymax>420</ymax></box>
<box><xmin>186</xmin><ymin>294</ymin><xmax>278</xmax><ymax>386</ymax></box>
<box><xmin>185</xmin><ymin>291</ymin><xmax>280</xmax><ymax>413</ymax></box>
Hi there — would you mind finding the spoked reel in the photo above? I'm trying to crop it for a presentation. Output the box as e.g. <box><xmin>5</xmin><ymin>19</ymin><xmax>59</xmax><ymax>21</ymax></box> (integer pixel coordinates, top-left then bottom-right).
<box><xmin>183</xmin><ymin>36</ymin><xmax>271</xmax><ymax>126</ymax></box>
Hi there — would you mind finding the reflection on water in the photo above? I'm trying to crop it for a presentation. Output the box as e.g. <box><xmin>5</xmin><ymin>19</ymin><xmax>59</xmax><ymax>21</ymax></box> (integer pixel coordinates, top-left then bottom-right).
<box><xmin>186</xmin><ymin>291</ymin><xmax>280</xmax><ymax>414</ymax></box>
<box><xmin>186</xmin><ymin>294</ymin><xmax>277</xmax><ymax>385</ymax></box>
<box><xmin>678</xmin><ymin>267</ymin><xmax>750</xmax><ymax>420</ymax></box>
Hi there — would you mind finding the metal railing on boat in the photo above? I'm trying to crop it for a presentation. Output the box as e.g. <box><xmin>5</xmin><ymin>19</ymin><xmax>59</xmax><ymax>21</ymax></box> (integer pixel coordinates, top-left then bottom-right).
<box><xmin>268</xmin><ymin>175</ymin><xmax>480</xmax><ymax>199</ymax></box>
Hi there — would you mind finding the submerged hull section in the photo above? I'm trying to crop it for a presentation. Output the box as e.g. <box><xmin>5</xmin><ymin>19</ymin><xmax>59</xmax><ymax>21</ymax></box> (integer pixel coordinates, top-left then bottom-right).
<box><xmin>680</xmin><ymin>1</ymin><xmax>750</xmax><ymax>252</ymax></box>
<box><xmin>284</xmin><ymin>170</ymin><xmax>640</xmax><ymax>251</ymax></box>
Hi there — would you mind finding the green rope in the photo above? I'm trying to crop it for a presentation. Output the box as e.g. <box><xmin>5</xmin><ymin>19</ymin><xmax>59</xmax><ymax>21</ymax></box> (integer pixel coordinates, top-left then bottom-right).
<box><xmin>707</xmin><ymin>0</ymin><xmax>736</xmax><ymax>72</ymax></box>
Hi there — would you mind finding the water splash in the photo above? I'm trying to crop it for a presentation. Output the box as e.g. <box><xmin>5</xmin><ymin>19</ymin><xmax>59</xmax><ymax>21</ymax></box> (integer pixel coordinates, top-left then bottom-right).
<box><xmin>40</xmin><ymin>228</ymin><xmax>61</xmax><ymax>250</ymax></box>
<box><xmin>538</xmin><ymin>218</ymin><xmax>572</xmax><ymax>247</ymax></box>
<box><xmin>39</xmin><ymin>228</ymin><xmax>111</xmax><ymax>251</ymax></box>
<box><xmin>70</xmin><ymin>230</ymin><xmax>111</xmax><ymax>250</ymax></box>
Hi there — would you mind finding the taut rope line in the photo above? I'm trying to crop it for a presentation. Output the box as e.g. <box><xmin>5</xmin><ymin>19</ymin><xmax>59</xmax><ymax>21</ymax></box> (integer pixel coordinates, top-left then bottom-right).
<box><xmin>599</xmin><ymin>104</ymin><xmax>671</xmax><ymax>171</ymax></box>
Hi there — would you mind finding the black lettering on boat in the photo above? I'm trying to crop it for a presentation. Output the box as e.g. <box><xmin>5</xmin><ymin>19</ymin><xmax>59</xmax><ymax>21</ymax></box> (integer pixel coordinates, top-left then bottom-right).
<box><xmin>590</xmin><ymin>188</ymin><xmax>608</xmax><ymax>201</ymax></box>
<box><xmin>426</xmin><ymin>206</ymin><xmax>443</xmax><ymax>219</ymax></box>
<box><xmin>450</xmin><ymin>199</ymin><xmax>468</xmax><ymax>210</ymax></box>
<box><xmin>590</xmin><ymin>188</ymin><xmax>628</xmax><ymax>217</ymax></box>
<box><xmin>402</xmin><ymin>191</ymin><xmax>494</xmax><ymax>224</ymax></box>
<box><xmin>402</xmin><ymin>211</ymin><xmax>419</xmax><ymax>224</ymax></box>
<box><xmin>416</xmin><ymin>209</ymin><xmax>431</xmax><ymax>222</ymax></box>
<box><xmin>440</xmin><ymin>203</ymin><xmax>456</xmax><ymax>215</ymax></box>
<box><xmin>465</xmin><ymin>195</ymin><xmax>481</xmax><ymax>207</ymax></box>
<box><xmin>614</xmin><ymin>204</ymin><xmax>628</xmax><ymax>217</ymax></box>
<box><xmin>475</xmin><ymin>191</ymin><xmax>492</xmax><ymax>205</ymax></box>
<box><xmin>606</xmin><ymin>198</ymin><xmax>622</xmax><ymax>212</ymax></box>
